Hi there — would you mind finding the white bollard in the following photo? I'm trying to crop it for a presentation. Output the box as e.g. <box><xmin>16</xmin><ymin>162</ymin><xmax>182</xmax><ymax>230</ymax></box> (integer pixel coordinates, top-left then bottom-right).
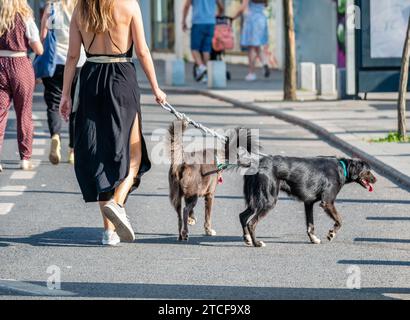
<box><xmin>207</xmin><ymin>61</ymin><xmax>227</xmax><ymax>89</ymax></box>
<box><xmin>319</xmin><ymin>64</ymin><xmax>337</xmax><ymax>97</ymax></box>
<box><xmin>300</xmin><ymin>62</ymin><xmax>317</xmax><ymax>92</ymax></box>
<box><xmin>165</xmin><ymin>59</ymin><xmax>185</xmax><ymax>86</ymax></box>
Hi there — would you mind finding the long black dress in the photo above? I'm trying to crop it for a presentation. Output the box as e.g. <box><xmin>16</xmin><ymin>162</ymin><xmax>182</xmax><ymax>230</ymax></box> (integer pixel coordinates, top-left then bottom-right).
<box><xmin>74</xmin><ymin>36</ymin><xmax>151</xmax><ymax>203</ymax></box>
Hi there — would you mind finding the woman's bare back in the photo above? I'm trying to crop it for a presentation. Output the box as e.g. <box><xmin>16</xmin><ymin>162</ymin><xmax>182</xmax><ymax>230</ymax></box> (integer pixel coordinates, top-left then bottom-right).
<box><xmin>77</xmin><ymin>0</ymin><xmax>135</xmax><ymax>55</ymax></box>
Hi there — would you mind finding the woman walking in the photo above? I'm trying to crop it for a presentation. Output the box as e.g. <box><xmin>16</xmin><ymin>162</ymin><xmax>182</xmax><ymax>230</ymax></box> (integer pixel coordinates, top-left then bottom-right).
<box><xmin>233</xmin><ymin>0</ymin><xmax>269</xmax><ymax>81</ymax></box>
<box><xmin>0</xmin><ymin>0</ymin><xmax>43</xmax><ymax>172</ymax></box>
<box><xmin>60</xmin><ymin>0</ymin><xmax>166</xmax><ymax>245</ymax></box>
<box><xmin>40</xmin><ymin>0</ymin><xmax>85</xmax><ymax>165</ymax></box>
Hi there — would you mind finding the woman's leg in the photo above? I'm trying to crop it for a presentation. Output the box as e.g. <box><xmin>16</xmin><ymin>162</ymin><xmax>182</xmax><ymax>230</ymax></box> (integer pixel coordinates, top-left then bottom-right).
<box><xmin>43</xmin><ymin>66</ymin><xmax>65</xmax><ymax>165</ymax></box>
<box><xmin>255</xmin><ymin>46</ymin><xmax>267</xmax><ymax>66</ymax></box>
<box><xmin>255</xmin><ymin>46</ymin><xmax>270</xmax><ymax>78</ymax></box>
<box><xmin>248</xmin><ymin>46</ymin><xmax>256</xmax><ymax>75</ymax></box>
<box><xmin>99</xmin><ymin>201</ymin><xmax>116</xmax><ymax>230</ymax></box>
<box><xmin>0</xmin><ymin>86</ymin><xmax>11</xmax><ymax>160</ymax></box>
<box><xmin>112</xmin><ymin>115</ymin><xmax>142</xmax><ymax>206</ymax></box>
<box><xmin>12</xmin><ymin>62</ymin><xmax>34</xmax><ymax>161</ymax></box>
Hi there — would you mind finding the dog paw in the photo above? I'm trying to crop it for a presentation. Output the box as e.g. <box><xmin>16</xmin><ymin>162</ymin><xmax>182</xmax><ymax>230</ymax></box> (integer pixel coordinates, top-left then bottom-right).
<box><xmin>327</xmin><ymin>230</ymin><xmax>336</xmax><ymax>242</ymax></box>
<box><xmin>308</xmin><ymin>234</ymin><xmax>322</xmax><ymax>244</ymax></box>
<box><xmin>244</xmin><ymin>235</ymin><xmax>252</xmax><ymax>246</ymax></box>
<box><xmin>205</xmin><ymin>229</ymin><xmax>216</xmax><ymax>236</ymax></box>
<box><xmin>188</xmin><ymin>217</ymin><xmax>197</xmax><ymax>226</ymax></box>
<box><xmin>179</xmin><ymin>231</ymin><xmax>189</xmax><ymax>241</ymax></box>
<box><xmin>255</xmin><ymin>241</ymin><xmax>266</xmax><ymax>248</ymax></box>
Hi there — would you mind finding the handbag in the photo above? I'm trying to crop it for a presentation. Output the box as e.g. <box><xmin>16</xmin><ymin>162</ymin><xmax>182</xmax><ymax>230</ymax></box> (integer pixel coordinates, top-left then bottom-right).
<box><xmin>33</xmin><ymin>3</ymin><xmax>58</xmax><ymax>78</ymax></box>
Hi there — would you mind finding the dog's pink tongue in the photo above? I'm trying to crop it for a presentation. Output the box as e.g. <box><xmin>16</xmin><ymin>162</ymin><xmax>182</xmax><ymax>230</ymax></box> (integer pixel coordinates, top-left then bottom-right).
<box><xmin>368</xmin><ymin>184</ymin><xmax>374</xmax><ymax>192</ymax></box>
<box><xmin>218</xmin><ymin>176</ymin><xmax>224</xmax><ymax>185</ymax></box>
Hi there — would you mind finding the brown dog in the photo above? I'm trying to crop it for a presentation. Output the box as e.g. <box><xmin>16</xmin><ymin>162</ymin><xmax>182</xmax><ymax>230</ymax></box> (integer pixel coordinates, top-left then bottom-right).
<box><xmin>168</xmin><ymin>120</ymin><xmax>257</xmax><ymax>241</ymax></box>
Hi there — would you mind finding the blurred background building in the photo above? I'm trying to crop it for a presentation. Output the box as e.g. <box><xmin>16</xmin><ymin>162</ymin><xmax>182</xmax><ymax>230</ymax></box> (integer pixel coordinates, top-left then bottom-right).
<box><xmin>27</xmin><ymin>0</ymin><xmax>347</xmax><ymax>71</ymax></box>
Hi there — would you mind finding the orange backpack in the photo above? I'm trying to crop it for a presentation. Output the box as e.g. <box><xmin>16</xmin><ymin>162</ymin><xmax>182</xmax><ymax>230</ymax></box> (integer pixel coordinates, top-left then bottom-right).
<box><xmin>212</xmin><ymin>23</ymin><xmax>234</xmax><ymax>52</ymax></box>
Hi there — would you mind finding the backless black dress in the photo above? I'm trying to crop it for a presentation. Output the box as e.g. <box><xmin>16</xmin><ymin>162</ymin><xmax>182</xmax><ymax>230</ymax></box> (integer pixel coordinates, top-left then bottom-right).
<box><xmin>74</xmin><ymin>34</ymin><xmax>151</xmax><ymax>202</ymax></box>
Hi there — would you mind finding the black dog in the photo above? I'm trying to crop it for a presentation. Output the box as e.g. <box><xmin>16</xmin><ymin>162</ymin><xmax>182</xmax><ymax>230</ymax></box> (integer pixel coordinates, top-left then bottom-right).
<box><xmin>240</xmin><ymin>156</ymin><xmax>377</xmax><ymax>247</ymax></box>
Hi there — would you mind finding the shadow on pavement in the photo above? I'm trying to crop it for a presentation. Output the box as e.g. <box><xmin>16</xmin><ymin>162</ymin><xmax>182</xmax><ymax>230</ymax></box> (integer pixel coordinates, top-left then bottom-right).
<box><xmin>0</xmin><ymin>280</ymin><xmax>408</xmax><ymax>300</ymax></box>
<box><xmin>367</xmin><ymin>217</ymin><xmax>410</xmax><ymax>221</ymax></box>
<box><xmin>338</xmin><ymin>260</ymin><xmax>410</xmax><ymax>267</ymax></box>
<box><xmin>0</xmin><ymin>227</ymin><xmax>307</xmax><ymax>248</ymax></box>
<box><xmin>354</xmin><ymin>238</ymin><xmax>410</xmax><ymax>244</ymax></box>
<box><xmin>0</xmin><ymin>227</ymin><xmax>102</xmax><ymax>248</ymax></box>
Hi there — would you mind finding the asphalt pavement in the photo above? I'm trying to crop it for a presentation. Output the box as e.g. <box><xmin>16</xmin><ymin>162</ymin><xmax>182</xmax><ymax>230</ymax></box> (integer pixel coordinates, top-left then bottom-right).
<box><xmin>0</xmin><ymin>89</ymin><xmax>409</xmax><ymax>300</ymax></box>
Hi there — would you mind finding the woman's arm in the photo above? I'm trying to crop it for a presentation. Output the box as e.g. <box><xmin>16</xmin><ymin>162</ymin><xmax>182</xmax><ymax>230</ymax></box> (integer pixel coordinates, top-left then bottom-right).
<box><xmin>131</xmin><ymin>1</ymin><xmax>166</xmax><ymax>105</ymax></box>
<box><xmin>59</xmin><ymin>7</ymin><xmax>81</xmax><ymax>121</ymax></box>
<box><xmin>232</xmin><ymin>0</ymin><xmax>249</xmax><ymax>20</ymax></box>
<box><xmin>216</xmin><ymin>0</ymin><xmax>225</xmax><ymax>16</ymax></box>
<box><xmin>40</xmin><ymin>3</ymin><xmax>50</xmax><ymax>42</ymax></box>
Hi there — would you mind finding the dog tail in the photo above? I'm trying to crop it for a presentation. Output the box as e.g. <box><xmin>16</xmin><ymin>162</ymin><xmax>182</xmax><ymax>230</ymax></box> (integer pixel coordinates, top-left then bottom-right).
<box><xmin>168</xmin><ymin>120</ymin><xmax>188</xmax><ymax>177</ymax></box>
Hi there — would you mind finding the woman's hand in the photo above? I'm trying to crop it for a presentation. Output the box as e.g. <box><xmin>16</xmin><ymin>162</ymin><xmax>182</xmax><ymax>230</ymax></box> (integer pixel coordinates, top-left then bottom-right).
<box><xmin>154</xmin><ymin>88</ymin><xmax>167</xmax><ymax>105</ymax></box>
<box><xmin>59</xmin><ymin>95</ymin><xmax>72</xmax><ymax>122</ymax></box>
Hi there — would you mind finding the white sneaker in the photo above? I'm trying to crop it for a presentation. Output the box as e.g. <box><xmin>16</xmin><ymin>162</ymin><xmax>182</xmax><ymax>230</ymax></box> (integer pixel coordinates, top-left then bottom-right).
<box><xmin>20</xmin><ymin>160</ymin><xmax>33</xmax><ymax>171</ymax></box>
<box><xmin>201</xmin><ymin>74</ymin><xmax>208</xmax><ymax>83</ymax></box>
<box><xmin>102</xmin><ymin>230</ymin><xmax>120</xmax><ymax>246</ymax></box>
<box><xmin>195</xmin><ymin>65</ymin><xmax>207</xmax><ymax>82</ymax></box>
<box><xmin>49</xmin><ymin>134</ymin><xmax>61</xmax><ymax>165</ymax></box>
<box><xmin>245</xmin><ymin>73</ymin><xmax>257</xmax><ymax>81</ymax></box>
<box><xmin>102</xmin><ymin>200</ymin><xmax>135</xmax><ymax>243</ymax></box>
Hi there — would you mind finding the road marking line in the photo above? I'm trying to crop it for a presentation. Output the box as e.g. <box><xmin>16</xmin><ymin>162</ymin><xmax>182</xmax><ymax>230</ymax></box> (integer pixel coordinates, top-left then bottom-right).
<box><xmin>0</xmin><ymin>203</ymin><xmax>14</xmax><ymax>215</ymax></box>
<box><xmin>383</xmin><ymin>293</ymin><xmax>410</xmax><ymax>300</ymax></box>
<box><xmin>32</xmin><ymin>149</ymin><xmax>45</xmax><ymax>156</ymax></box>
<box><xmin>33</xmin><ymin>139</ymin><xmax>47</xmax><ymax>146</ymax></box>
<box><xmin>0</xmin><ymin>279</ymin><xmax>75</xmax><ymax>297</ymax></box>
<box><xmin>10</xmin><ymin>171</ymin><xmax>36</xmax><ymax>180</ymax></box>
<box><xmin>0</xmin><ymin>186</ymin><xmax>27</xmax><ymax>196</ymax></box>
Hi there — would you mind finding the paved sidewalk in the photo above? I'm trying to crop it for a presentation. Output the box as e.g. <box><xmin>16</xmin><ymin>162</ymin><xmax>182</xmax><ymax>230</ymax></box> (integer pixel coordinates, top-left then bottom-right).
<box><xmin>137</xmin><ymin>60</ymin><xmax>410</xmax><ymax>190</ymax></box>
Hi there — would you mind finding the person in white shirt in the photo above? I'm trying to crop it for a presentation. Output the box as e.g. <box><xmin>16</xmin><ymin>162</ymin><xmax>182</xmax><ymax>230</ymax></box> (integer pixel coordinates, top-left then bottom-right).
<box><xmin>40</xmin><ymin>0</ymin><xmax>86</xmax><ymax>165</ymax></box>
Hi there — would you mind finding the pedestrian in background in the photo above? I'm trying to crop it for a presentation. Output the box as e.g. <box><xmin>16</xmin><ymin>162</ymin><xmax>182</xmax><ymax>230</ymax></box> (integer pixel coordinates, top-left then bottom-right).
<box><xmin>0</xmin><ymin>0</ymin><xmax>43</xmax><ymax>173</ymax></box>
<box><xmin>182</xmin><ymin>0</ymin><xmax>224</xmax><ymax>82</ymax></box>
<box><xmin>233</xmin><ymin>0</ymin><xmax>270</xmax><ymax>81</ymax></box>
<box><xmin>60</xmin><ymin>0</ymin><xmax>166</xmax><ymax>246</ymax></box>
<box><xmin>40</xmin><ymin>0</ymin><xmax>85</xmax><ymax>165</ymax></box>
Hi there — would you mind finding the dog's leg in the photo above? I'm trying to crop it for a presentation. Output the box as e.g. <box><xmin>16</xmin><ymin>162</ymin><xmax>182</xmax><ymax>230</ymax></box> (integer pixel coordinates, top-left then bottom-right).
<box><xmin>248</xmin><ymin>208</ymin><xmax>272</xmax><ymax>248</ymax></box>
<box><xmin>188</xmin><ymin>210</ymin><xmax>197</xmax><ymax>226</ymax></box>
<box><xmin>182</xmin><ymin>196</ymin><xmax>198</xmax><ymax>241</ymax></box>
<box><xmin>175</xmin><ymin>196</ymin><xmax>183</xmax><ymax>241</ymax></box>
<box><xmin>239</xmin><ymin>207</ymin><xmax>254</xmax><ymax>246</ymax></box>
<box><xmin>320</xmin><ymin>201</ymin><xmax>342</xmax><ymax>242</ymax></box>
<box><xmin>204</xmin><ymin>195</ymin><xmax>216</xmax><ymax>236</ymax></box>
<box><xmin>305</xmin><ymin>202</ymin><xmax>321</xmax><ymax>244</ymax></box>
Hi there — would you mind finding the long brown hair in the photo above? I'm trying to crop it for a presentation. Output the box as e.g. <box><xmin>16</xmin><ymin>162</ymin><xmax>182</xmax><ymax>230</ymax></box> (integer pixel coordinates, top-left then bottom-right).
<box><xmin>77</xmin><ymin>0</ymin><xmax>114</xmax><ymax>33</ymax></box>
<box><xmin>0</xmin><ymin>0</ymin><xmax>33</xmax><ymax>37</ymax></box>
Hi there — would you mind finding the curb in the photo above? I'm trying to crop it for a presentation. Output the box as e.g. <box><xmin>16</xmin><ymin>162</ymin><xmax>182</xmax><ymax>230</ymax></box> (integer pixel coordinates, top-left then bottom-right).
<box><xmin>141</xmin><ymin>85</ymin><xmax>410</xmax><ymax>191</ymax></box>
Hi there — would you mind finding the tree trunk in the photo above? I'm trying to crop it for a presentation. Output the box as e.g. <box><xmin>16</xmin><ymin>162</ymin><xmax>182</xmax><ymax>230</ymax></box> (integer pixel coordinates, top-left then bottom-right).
<box><xmin>283</xmin><ymin>0</ymin><xmax>297</xmax><ymax>101</ymax></box>
<box><xmin>398</xmin><ymin>15</ymin><xmax>410</xmax><ymax>138</ymax></box>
